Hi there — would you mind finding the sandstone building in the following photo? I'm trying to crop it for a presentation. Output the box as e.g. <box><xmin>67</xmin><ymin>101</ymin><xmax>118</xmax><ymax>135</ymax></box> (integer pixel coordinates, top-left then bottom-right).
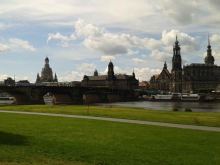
<box><xmin>36</xmin><ymin>57</ymin><xmax>58</xmax><ymax>83</ymax></box>
<box><xmin>81</xmin><ymin>61</ymin><xmax>139</xmax><ymax>90</ymax></box>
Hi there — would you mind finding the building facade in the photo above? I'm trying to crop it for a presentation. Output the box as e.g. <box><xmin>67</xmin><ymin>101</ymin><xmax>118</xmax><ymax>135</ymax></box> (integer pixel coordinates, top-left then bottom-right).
<box><xmin>81</xmin><ymin>61</ymin><xmax>139</xmax><ymax>90</ymax></box>
<box><xmin>149</xmin><ymin>62</ymin><xmax>171</xmax><ymax>92</ymax></box>
<box><xmin>150</xmin><ymin>36</ymin><xmax>220</xmax><ymax>93</ymax></box>
<box><xmin>36</xmin><ymin>57</ymin><xmax>58</xmax><ymax>83</ymax></box>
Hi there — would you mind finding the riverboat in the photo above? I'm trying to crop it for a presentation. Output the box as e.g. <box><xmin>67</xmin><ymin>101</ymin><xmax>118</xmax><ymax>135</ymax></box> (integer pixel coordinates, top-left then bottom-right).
<box><xmin>0</xmin><ymin>97</ymin><xmax>15</xmax><ymax>104</ymax></box>
<box><xmin>181</xmin><ymin>94</ymin><xmax>200</xmax><ymax>101</ymax></box>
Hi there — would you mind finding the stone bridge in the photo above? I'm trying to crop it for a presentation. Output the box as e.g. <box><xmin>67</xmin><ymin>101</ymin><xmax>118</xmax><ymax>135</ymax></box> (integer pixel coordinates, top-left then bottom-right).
<box><xmin>0</xmin><ymin>85</ymin><xmax>137</xmax><ymax>105</ymax></box>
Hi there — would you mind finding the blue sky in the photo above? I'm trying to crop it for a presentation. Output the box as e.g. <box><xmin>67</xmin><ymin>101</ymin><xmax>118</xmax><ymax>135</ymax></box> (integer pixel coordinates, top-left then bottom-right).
<box><xmin>1</xmin><ymin>0</ymin><xmax>220</xmax><ymax>82</ymax></box>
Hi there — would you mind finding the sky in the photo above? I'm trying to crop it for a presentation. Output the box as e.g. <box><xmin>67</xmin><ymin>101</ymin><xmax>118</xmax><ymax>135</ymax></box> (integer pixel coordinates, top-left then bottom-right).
<box><xmin>1</xmin><ymin>0</ymin><xmax>220</xmax><ymax>82</ymax></box>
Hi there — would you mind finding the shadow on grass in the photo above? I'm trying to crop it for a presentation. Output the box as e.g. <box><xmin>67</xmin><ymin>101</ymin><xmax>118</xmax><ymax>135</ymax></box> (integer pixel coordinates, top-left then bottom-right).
<box><xmin>0</xmin><ymin>131</ymin><xmax>29</xmax><ymax>146</ymax></box>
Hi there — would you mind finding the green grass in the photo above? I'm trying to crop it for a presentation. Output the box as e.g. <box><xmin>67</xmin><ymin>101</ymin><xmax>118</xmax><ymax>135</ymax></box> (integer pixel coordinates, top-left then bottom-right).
<box><xmin>0</xmin><ymin>105</ymin><xmax>220</xmax><ymax>127</ymax></box>
<box><xmin>0</xmin><ymin>113</ymin><xmax>220</xmax><ymax>165</ymax></box>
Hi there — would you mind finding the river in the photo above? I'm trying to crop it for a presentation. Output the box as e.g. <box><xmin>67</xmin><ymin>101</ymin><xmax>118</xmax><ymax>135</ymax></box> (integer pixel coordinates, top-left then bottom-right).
<box><xmin>101</xmin><ymin>101</ymin><xmax>220</xmax><ymax>112</ymax></box>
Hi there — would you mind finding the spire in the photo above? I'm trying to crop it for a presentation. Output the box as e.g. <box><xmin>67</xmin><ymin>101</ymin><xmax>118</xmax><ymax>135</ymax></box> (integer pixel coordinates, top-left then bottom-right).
<box><xmin>132</xmin><ymin>69</ymin><xmax>135</xmax><ymax>78</ymax></box>
<box><xmin>205</xmin><ymin>33</ymin><xmax>214</xmax><ymax>65</ymax></box>
<box><xmin>172</xmin><ymin>35</ymin><xmax>182</xmax><ymax>71</ymax></box>
<box><xmin>163</xmin><ymin>61</ymin><xmax>167</xmax><ymax>70</ymax></box>
<box><xmin>54</xmin><ymin>73</ymin><xmax>58</xmax><ymax>82</ymax></box>
<box><xmin>175</xmin><ymin>35</ymin><xmax>179</xmax><ymax>45</ymax></box>
<box><xmin>208</xmin><ymin>33</ymin><xmax>210</xmax><ymax>46</ymax></box>
<box><xmin>207</xmin><ymin>33</ymin><xmax>211</xmax><ymax>49</ymax></box>
<box><xmin>36</xmin><ymin>73</ymin><xmax>41</xmax><ymax>83</ymax></box>
<box><xmin>94</xmin><ymin>69</ymin><xmax>98</xmax><ymax>76</ymax></box>
<box><xmin>108</xmin><ymin>61</ymin><xmax>114</xmax><ymax>79</ymax></box>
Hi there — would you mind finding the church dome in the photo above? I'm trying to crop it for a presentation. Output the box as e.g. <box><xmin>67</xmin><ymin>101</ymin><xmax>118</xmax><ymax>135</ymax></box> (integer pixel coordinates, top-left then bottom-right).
<box><xmin>45</xmin><ymin>57</ymin><xmax>49</xmax><ymax>64</ymax></box>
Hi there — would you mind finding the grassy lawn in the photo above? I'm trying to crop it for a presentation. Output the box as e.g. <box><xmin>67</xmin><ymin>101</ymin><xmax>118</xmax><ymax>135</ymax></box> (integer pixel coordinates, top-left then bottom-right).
<box><xmin>0</xmin><ymin>105</ymin><xmax>220</xmax><ymax>127</ymax></box>
<box><xmin>0</xmin><ymin>113</ymin><xmax>220</xmax><ymax>165</ymax></box>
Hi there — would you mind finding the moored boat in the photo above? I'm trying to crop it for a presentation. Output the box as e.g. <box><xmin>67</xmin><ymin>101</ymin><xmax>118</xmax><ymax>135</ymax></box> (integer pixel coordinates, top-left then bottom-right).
<box><xmin>181</xmin><ymin>94</ymin><xmax>200</xmax><ymax>101</ymax></box>
<box><xmin>0</xmin><ymin>97</ymin><xmax>15</xmax><ymax>104</ymax></box>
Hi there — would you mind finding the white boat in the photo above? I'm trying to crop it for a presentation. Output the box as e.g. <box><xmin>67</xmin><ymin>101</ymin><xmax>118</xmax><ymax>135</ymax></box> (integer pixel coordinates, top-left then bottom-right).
<box><xmin>152</xmin><ymin>94</ymin><xmax>173</xmax><ymax>100</ymax></box>
<box><xmin>181</xmin><ymin>94</ymin><xmax>200</xmax><ymax>101</ymax></box>
<box><xmin>0</xmin><ymin>97</ymin><xmax>15</xmax><ymax>104</ymax></box>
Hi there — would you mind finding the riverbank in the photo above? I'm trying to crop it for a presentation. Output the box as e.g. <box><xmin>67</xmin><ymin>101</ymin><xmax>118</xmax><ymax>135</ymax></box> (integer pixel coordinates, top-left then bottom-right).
<box><xmin>0</xmin><ymin>105</ymin><xmax>220</xmax><ymax>127</ymax></box>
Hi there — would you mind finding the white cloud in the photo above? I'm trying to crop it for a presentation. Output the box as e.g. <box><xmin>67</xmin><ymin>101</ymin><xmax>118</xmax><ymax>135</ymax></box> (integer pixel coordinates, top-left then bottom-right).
<box><xmin>0</xmin><ymin>43</ymin><xmax>10</xmax><ymax>52</ymax></box>
<box><xmin>0</xmin><ymin>23</ymin><xmax>13</xmax><ymax>30</ymax></box>
<box><xmin>162</xmin><ymin>29</ymin><xmax>198</xmax><ymax>53</ymax></box>
<box><xmin>0</xmin><ymin>0</ymin><xmax>219</xmax><ymax>33</ymax></box>
<box><xmin>0</xmin><ymin>38</ymin><xmax>35</xmax><ymax>53</ymax></box>
<box><xmin>209</xmin><ymin>34</ymin><xmax>220</xmax><ymax>61</ymax></box>
<box><xmin>59</xmin><ymin>71</ymin><xmax>83</xmax><ymax>82</ymax></box>
<box><xmin>158</xmin><ymin>1</ymin><xmax>204</xmax><ymax>25</ymax></box>
<box><xmin>150</xmin><ymin>50</ymin><xmax>171</xmax><ymax>62</ymax></box>
<box><xmin>48</xmin><ymin>19</ymin><xmax>163</xmax><ymax>56</ymax></box>
<box><xmin>134</xmin><ymin>67</ymin><xmax>161</xmax><ymax>81</ymax></box>
<box><xmin>9</xmin><ymin>38</ymin><xmax>36</xmax><ymax>52</ymax></box>
<box><xmin>100</xmin><ymin>55</ymin><xmax>115</xmax><ymax>62</ymax></box>
<box><xmin>48</xmin><ymin>20</ymin><xmax>201</xmax><ymax>76</ymax></box>
<box><xmin>47</xmin><ymin>32</ymin><xmax>76</xmax><ymax>47</ymax></box>
<box><xmin>59</xmin><ymin>63</ymin><xmax>96</xmax><ymax>82</ymax></box>
<box><xmin>211</xmin><ymin>34</ymin><xmax>220</xmax><ymax>44</ymax></box>
<box><xmin>0</xmin><ymin>74</ymin><xmax>31</xmax><ymax>81</ymax></box>
<box><xmin>74</xmin><ymin>19</ymin><xmax>103</xmax><ymax>37</ymax></box>
<box><xmin>0</xmin><ymin>74</ymin><xmax>9</xmax><ymax>81</ymax></box>
<box><xmin>132</xmin><ymin>58</ymin><xmax>145</xmax><ymax>65</ymax></box>
<box><xmin>78</xmin><ymin>63</ymin><xmax>96</xmax><ymax>74</ymax></box>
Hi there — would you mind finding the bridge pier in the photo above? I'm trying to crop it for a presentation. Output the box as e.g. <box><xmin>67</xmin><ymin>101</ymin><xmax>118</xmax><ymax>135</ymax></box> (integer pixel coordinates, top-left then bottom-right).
<box><xmin>83</xmin><ymin>94</ymin><xmax>105</xmax><ymax>104</ymax></box>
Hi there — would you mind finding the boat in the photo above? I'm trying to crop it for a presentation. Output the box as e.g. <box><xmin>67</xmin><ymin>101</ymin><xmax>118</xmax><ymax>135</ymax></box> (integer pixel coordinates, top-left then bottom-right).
<box><xmin>151</xmin><ymin>94</ymin><xmax>173</xmax><ymax>101</ymax></box>
<box><xmin>181</xmin><ymin>94</ymin><xmax>200</xmax><ymax>101</ymax></box>
<box><xmin>0</xmin><ymin>97</ymin><xmax>16</xmax><ymax>104</ymax></box>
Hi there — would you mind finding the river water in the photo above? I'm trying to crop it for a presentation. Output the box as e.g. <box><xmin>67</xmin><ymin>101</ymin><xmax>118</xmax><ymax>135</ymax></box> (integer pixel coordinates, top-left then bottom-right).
<box><xmin>101</xmin><ymin>101</ymin><xmax>220</xmax><ymax>112</ymax></box>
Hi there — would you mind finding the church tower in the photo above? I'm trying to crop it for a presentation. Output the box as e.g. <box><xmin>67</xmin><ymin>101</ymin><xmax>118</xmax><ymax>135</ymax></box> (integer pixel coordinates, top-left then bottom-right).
<box><xmin>41</xmin><ymin>57</ymin><xmax>53</xmax><ymax>82</ymax></box>
<box><xmin>36</xmin><ymin>73</ymin><xmax>40</xmax><ymax>83</ymax></box>
<box><xmin>163</xmin><ymin>61</ymin><xmax>167</xmax><ymax>70</ymax></box>
<box><xmin>54</xmin><ymin>73</ymin><xmax>58</xmax><ymax>82</ymax></box>
<box><xmin>94</xmin><ymin>69</ymin><xmax>98</xmax><ymax>76</ymax></box>
<box><xmin>36</xmin><ymin>57</ymin><xmax>58</xmax><ymax>83</ymax></box>
<box><xmin>132</xmin><ymin>69</ymin><xmax>136</xmax><ymax>78</ymax></box>
<box><xmin>204</xmin><ymin>35</ymin><xmax>215</xmax><ymax>65</ymax></box>
<box><xmin>108</xmin><ymin>61</ymin><xmax>115</xmax><ymax>80</ymax></box>
<box><xmin>171</xmin><ymin>36</ymin><xmax>182</xmax><ymax>93</ymax></box>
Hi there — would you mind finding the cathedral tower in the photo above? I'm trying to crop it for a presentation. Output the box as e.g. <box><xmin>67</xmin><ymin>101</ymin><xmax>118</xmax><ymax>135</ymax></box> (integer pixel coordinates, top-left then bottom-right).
<box><xmin>94</xmin><ymin>69</ymin><xmax>98</xmax><ymax>76</ymax></box>
<box><xmin>204</xmin><ymin>35</ymin><xmax>215</xmax><ymax>65</ymax></box>
<box><xmin>108</xmin><ymin>61</ymin><xmax>115</xmax><ymax>80</ymax></box>
<box><xmin>171</xmin><ymin>36</ymin><xmax>182</xmax><ymax>93</ymax></box>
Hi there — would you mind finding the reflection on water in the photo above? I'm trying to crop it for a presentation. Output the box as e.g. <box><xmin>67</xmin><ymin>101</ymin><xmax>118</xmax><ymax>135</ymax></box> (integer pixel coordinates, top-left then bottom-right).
<box><xmin>102</xmin><ymin>101</ymin><xmax>220</xmax><ymax>112</ymax></box>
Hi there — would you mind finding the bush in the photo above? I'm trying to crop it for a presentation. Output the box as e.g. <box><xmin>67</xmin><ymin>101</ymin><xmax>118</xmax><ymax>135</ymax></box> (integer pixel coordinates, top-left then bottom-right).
<box><xmin>173</xmin><ymin>108</ymin><xmax>179</xmax><ymax>112</ymax></box>
<box><xmin>185</xmin><ymin>108</ymin><xmax>192</xmax><ymax>112</ymax></box>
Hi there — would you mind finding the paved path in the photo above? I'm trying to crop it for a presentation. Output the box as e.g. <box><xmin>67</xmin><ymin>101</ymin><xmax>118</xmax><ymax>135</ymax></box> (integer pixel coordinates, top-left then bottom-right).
<box><xmin>0</xmin><ymin>110</ymin><xmax>220</xmax><ymax>132</ymax></box>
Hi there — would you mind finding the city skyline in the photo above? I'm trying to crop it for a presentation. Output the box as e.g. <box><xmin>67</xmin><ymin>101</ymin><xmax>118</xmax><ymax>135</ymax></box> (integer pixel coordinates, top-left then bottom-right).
<box><xmin>0</xmin><ymin>1</ymin><xmax>220</xmax><ymax>82</ymax></box>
